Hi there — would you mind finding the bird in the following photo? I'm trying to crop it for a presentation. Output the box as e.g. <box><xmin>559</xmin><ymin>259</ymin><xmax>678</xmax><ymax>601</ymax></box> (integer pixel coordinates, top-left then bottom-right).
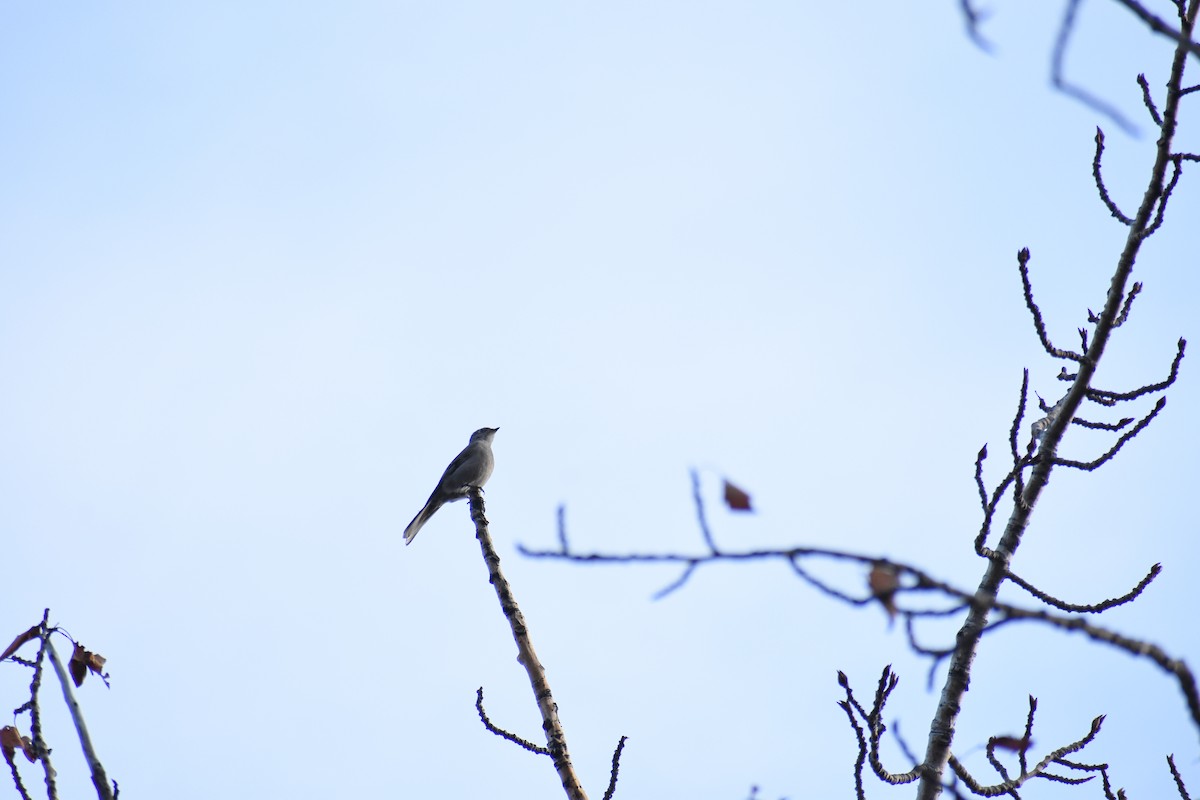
<box><xmin>404</xmin><ymin>427</ymin><xmax>499</xmax><ymax>545</ymax></box>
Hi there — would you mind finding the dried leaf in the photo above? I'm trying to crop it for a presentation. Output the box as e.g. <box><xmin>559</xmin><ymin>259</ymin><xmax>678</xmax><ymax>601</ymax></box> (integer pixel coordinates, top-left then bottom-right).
<box><xmin>722</xmin><ymin>480</ymin><xmax>753</xmax><ymax>512</ymax></box>
<box><xmin>83</xmin><ymin>647</ymin><xmax>108</xmax><ymax>685</ymax></box>
<box><xmin>67</xmin><ymin>643</ymin><xmax>108</xmax><ymax>687</ymax></box>
<box><xmin>991</xmin><ymin>735</ymin><xmax>1032</xmax><ymax>753</ymax></box>
<box><xmin>0</xmin><ymin>625</ymin><xmax>41</xmax><ymax>663</ymax></box>
<box><xmin>0</xmin><ymin>726</ymin><xmax>33</xmax><ymax>763</ymax></box>
<box><xmin>868</xmin><ymin>562</ymin><xmax>900</xmax><ymax>621</ymax></box>
<box><xmin>69</xmin><ymin>643</ymin><xmax>88</xmax><ymax>687</ymax></box>
<box><xmin>0</xmin><ymin>726</ymin><xmax>19</xmax><ymax>761</ymax></box>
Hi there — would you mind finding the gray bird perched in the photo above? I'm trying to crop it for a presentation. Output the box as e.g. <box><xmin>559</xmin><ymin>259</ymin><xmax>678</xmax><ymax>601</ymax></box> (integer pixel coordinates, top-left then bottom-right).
<box><xmin>404</xmin><ymin>427</ymin><xmax>499</xmax><ymax>545</ymax></box>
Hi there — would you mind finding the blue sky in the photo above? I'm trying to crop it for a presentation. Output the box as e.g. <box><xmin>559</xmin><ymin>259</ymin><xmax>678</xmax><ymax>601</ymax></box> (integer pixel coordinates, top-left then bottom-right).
<box><xmin>1</xmin><ymin>3</ymin><xmax>1198</xmax><ymax>798</ymax></box>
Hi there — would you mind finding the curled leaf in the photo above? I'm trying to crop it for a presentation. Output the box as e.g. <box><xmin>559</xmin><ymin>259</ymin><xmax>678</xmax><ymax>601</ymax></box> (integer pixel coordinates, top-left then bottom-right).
<box><xmin>722</xmin><ymin>480</ymin><xmax>753</xmax><ymax>512</ymax></box>
<box><xmin>868</xmin><ymin>562</ymin><xmax>900</xmax><ymax>622</ymax></box>
<box><xmin>991</xmin><ymin>735</ymin><xmax>1032</xmax><ymax>753</ymax></box>
<box><xmin>69</xmin><ymin>644</ymin><xmax>108</xmax><ymax>688</ymax></box>
<box><xmin>0</xmin><ymin>726</ymin><xmax>35</xmax><ymax>763</ymax></box>
<box><xmin>0</xmin><ymin>625</ymin><xmax>41</xmax><ymax>662</ymax></box>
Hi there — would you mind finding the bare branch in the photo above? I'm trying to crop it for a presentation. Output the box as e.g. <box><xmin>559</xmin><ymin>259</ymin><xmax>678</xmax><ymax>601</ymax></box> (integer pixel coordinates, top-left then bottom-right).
<box><xmin>836</xmin><ymin>698</ymin><xmax>869</xmax><ymax>800</ymax></box>
<box><xmin>958</xmin><ymin>0</ymin><xmax>995</xmax><ymax>52</ymax></box>
<box><xmin>988</xmin><ymin>607</ymin><xmax>1200</xmax><ymax>734</ymax></box>
<box><xmin>601</xmin><ymin>737</ymin><xmax>628</xmax><ymax>800</ymax></box>
<box><xmin>470</xmin><ymin>489</ymin><xmax>588</xmax><ymax>799</ymax></box>
<box><xmin>1139</xmin><ymin>72</ymin><xmax>1165</xmax><ymax>126</ymax></box>
<box><xmin>1094</xmin><ymin>128</ymin><xmax>1135</xmax><ymax>224</ymax></box>
<box><xmin>1145</xmin><ymin>154</ymin><xmax>1187</xmax><ymax>236</ymax></box>
<box><xmin>973</xmin><ymin>444</ymin><xmax>989</xmax><ymax>515</ymax></box>
<box><xmin>691</xmin><ymin>469</ymin><xmax>718</xmax><ymax>554</ymax></box>
<box><xmin>837</xmin><ymin>668</ymin><xmax>923</xmax><ymax>787</ymax></box>
<box><xmin>1109</xmin><ymin>0</ymin><xmax>1200</xmax><ymax>58</ymax></box>
<box><xmin>1054</xmin><ymin>395</ymin><xmax>1166</xmax><ymax>470</ymax></box>
<box><xmin>1009</xmin><ymin>370</ymin><xmax>1030</xmax><ymax>503</ymax></box>
<box><xmin>1006</xmin><ymin>562</ymin><xmax>1161</xmax><ymax>612</ymax></box>
<box><xmin>1089</xmin><ymin>281</ymin><xmax>1142</xmax><ymax>328</ymax></box>
<box><xmin>1018</xmin><ymin>248</ymin><xmax>1082</xmax><ymax>361</ymax></box>
<box><xmin>652</xmin><ymin>561</ymin><xmax>699</xmax><ymax>600</ymax></box>
<box><xmin>1167</xmin><ymin>753</ymin><xmax>1193</xmax><ymax>799</ymax></box>
<box><xmin>1071</xmin><ymin>415</ymin><xmax>1134</xmax><ymax>431</ymax></box>
<box><xmin>24</xmin><ymin>611</ymin><xmax>55</xmax><ymax>800</ymax></box>
<box><xmin>556</xmin><ymin>503</ymin><xmax>569</xmax><ymax>552</ymax></box>
<box><xmin>475</xmin><ymin>687</ymin><xmax>550</xmax><ymax>756</ymax></box>
<box><xmin>947</xmin><ymin>715</ymin><xmax>1106</xmax><ymax>796</ymax></box>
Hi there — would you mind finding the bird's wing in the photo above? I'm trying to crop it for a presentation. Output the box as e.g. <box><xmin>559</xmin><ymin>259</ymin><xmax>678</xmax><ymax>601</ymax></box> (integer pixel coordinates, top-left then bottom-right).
<box><xmin>437</xmin><ymin>442</ymin><xmax>479</xmax><ymax>489</ymax></box>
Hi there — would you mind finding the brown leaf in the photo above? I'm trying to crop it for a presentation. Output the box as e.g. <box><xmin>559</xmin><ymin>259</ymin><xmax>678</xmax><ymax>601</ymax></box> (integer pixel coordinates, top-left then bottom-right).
<box><xmin>0</xmin><ymin>625</ymin><xmax>41</xmax><ymax>663</ymax></box>
<box><xmin>991</xmin><ymin>735</ymin><xmax>1032</xmax><ymax>753</ymax></box>
<box><xmin>75</xmin><ymin>645</ymin><xmax>108</xmax><ymax>686</ymax></box>
<box><xmin>67</xmin><ymin>644</ymin><xmax>108</xmax><ymax>687</ymax></box>
<box><xmin>0</xmin><ymin>726</ymin><xmax>33</xmax><ymax>763</ymax></box>
<box><xmin>0</xmin><ymin>726</ymin><xmax>19</xmax><ymax>761</ymax></box>
<box><xmin>868</xmin><ymin>562</ymin><xmax>900</xmax><ymax>621</ymax></box>
<box><xmin>69</xmin><ymin>643</ymin><xmax>88</xmax><ymax>687</ymax></box>
<box><xmin>722</xmin><ymin>479</ymin><xmax>753</xmax><ymax>512</ymax></box>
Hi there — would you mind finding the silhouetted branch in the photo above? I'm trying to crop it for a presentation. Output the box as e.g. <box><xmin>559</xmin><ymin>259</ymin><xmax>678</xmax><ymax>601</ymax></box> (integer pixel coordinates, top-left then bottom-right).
<box><xmin>2</xmin><ymin>747</ymin><xmax>33</xmax><ymax>800</ymax></box>
<box><xmin>984</xmin><ymin>606</ymin><xmax>1200</xmax><ymax>734</ymax></box>
<box><xmin>948</xmin><ymin>714</ymin><xmax>1106</xmax><ymax>795</ymax></box>
<box><xmin>1110</xmin><ymin>0</ymin><xmax>1200</xmax><ymax>57</ymax></box>
<box><xmin>1146</xmin><ymin>154</ymin><xmax>1187</xmax><ymax>235</ymax></box>
<box><xmin>475</xmin><ymin>687</ymin><xmax>550</xmax><ymax>755</ymax></box>
<box><xmin>556</xmin><ymin>504</ymin><xmax>568</xmax><ymax>552</ymax></box>
<box><xmin>973</xmin><ymin>444</ymin><xmax>988</xmax><ymax>513</ymax></box>
<box><xmin>973</xmin><ymin>444</ymin><xmax>1033</xmax><ymax>557</ymax></box>
<box><xmin>1018</xmin><ymin>249</ymin><xmax>1082</xmax><ymax>361</ymax></box>
<box><xmin>691</xmin><ymin>469</ymin><xmax>718</xmax><ymax>554</ymax></box>
<box><xmin>1167</xmin><ymin>753</ymin><xmax>1193</xmax><ymax>799</ymax></box>
<box><xmin>23</xmin><ymin>611</ymin><xmax>54</xmax><ymax>799</ymax></box>
<box><xmin>1089</xmin><ymin>338</ymin><xmax>1187</xmax><ymax>403</ymax></box>
<box><xmin>1009</xmin><ymin>370</ymin><xmax>1030</xmax><ymax>503</ymax></box>
<box><xmin>836</xmin><ymin>696</ymin><xmax>868</xmax><ymax>800</ymax></box>
<box><xmin>1071</xmin><ymin>415</ymin><xmax>1134</xmax><ymax>431</ymax></box>
<box><xmin>470</xmin><ymin>489</ymin><xmax>588</xmax><ymax>800</ymax></box>
<box><xmin>787</xmin><ymin>558</ymin><xmax>871</xmax><ymax>606</ymax></box>
<box><xmin>601</xmin><ymin>737</ymin><xmax>628</xmax><ymax>800</ymax></box>
<box><xmin>837</xmin><ymin>668</ymin><xmax>922</xmax><ymax>788</ymax></box>
<box><xmin>1053</xmin><ymin>395</ymin><xmax>1167</xmax><ymax>470</ymax></box>
<box><xmin>1006</xmin><ymin>562</ymin><xmax>1161</xmax><ymax>612</ymax></box>
<box><xmin>1094</xmin><ymin>128</ymin><xmax>1135</xmax><ymax>223</ymax></box>
<box><xmin>652</xmin><ymin>562</ymin><xmax>698</xmax><ymax>600</ymax></box>
<box><xmin>1140</xmin><ymin>72</ymin><xmax>1165</xmax><ymax>125</ymax></box>
<box><xmin>1112</xmin><ymin>280</ymin><xmax>1141</xmax><ymax>327</ymax></box>
<box><xmin>958</xmin><ymin>0</ymin><xmax>994</xmax><ymax>52</ymax></box>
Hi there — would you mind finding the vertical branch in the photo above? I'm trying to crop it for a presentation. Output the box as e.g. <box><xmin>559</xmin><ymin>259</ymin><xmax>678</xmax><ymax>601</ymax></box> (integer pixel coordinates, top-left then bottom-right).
<box><xmin>43</xmin><ymin>639</ymin><xmax>112</xmax><ymax>800</ymax></box>
<box><xmin>916</xmin><ymin>4</ymin><xmax>1199</xmax><ymax>797</ymax></box>
<box><xmin>27</xmin><ymin>611</ymin><xmax>56</xmax><ymax>800</ymax></box>
<box><xmin>470</xmin><ymin>487</ymin><xmax>588</xmax><ymax>800</ymax></box>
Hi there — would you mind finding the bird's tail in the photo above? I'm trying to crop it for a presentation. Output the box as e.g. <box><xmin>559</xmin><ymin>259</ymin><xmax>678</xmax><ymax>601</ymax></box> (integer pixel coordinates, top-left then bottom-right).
<box><xmin>404</xmin><ymin>498</ymin><xmax>439</xmax><ymax>545</ymax></box>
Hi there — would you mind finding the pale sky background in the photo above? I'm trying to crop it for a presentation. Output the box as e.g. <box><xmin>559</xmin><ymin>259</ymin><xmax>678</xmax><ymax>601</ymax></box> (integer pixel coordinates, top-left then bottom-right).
<box><xmin>1</xmin><ymin>2</ymin><xmax>1198</xmax><ymax>798</ymax></box>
